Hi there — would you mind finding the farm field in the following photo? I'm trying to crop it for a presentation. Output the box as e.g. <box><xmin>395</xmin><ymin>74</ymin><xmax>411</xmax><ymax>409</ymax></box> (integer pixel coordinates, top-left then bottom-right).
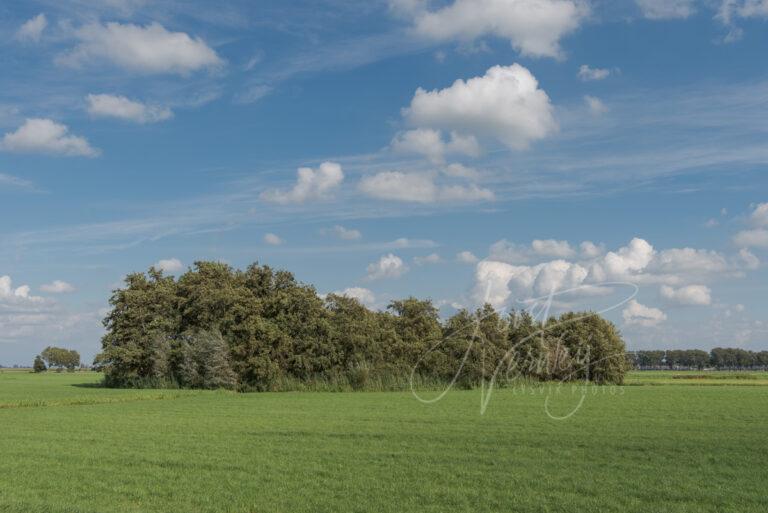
<box><xmin>1</xmin><ymin>371</ymin><xmax>767</xmax><ymax>513</ymax></box>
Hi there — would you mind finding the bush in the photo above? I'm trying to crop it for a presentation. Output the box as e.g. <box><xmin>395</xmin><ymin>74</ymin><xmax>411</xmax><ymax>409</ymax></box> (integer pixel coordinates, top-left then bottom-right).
<box><xmin>33</xmin><ymin>355</ymin><xmax>47</xmax><ymax>373</ymax></box>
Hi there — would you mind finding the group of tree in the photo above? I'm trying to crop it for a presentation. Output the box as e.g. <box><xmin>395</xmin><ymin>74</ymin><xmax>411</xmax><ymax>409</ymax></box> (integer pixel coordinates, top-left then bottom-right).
<box><xmin>627</xmin><ymin>348</ymin><xmax>768</xmax><ymax>370</ymax></box>
<box><xmin>94</xmin><ymin>261</ymin><xmax>630</xmax><ymax>391</ymax></box>
<box><xmin>34</xmin><ymin>346</ymin><xmax>81</xmax><ymax>372</ymax></box>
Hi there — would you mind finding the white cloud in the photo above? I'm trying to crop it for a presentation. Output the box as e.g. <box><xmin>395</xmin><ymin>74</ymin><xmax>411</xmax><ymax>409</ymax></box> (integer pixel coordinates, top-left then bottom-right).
<box><xmin>622</xmin><ymin>299</ymin><xmax>667</xmax><ymax>326</ymax></box>
<box><xmin>366</xmin><ymin>253</ymin><xmax>408</xmax><ymax>280</ymax></box>
<box><xmin>86</xmin><ymin>94</ymin><xmax>172</xmax><ymax>123</ymax></box>
<box><xmin>531</xmin><ymin>239</ymin><xmax>575</xmax><ymax>258</ymax></box>
<box><xmin>704</xmin><ymin>218</ymin><xmax>719</xmax><ymax>228</ymax></box>
<box><xmin>717</xmin><ymin>1</ymin><xmax>768</xmax><ymax>41</ymax></box>
<box><xmin>577</xmin><ymin>64</ymin><xmax>610</xmax><ymax>81</ymax></box>
<box><xmin>394</xmin><ymin>0</ymin><xmax>587</xmax><ymax>58</ymax></box>
<box><xmin>580</xmin><ymin>241</ymin><xmax>604</xmax><ymax>258</ymax></box>
<box><xmin>335</xmin><ymin>287</ymin><xmax>376</xmax><ymax>306</ymax></box>
<box><xmin>404</xmin><ymin>64</ymin><xmax>557</xmax><ymax>150</ymax></box>
<box><xmin>154</xmin><ymin>258</ymin><xmax>184</xmax><ymax>274</ymax></box>
<box><xmin>322</xmin><ymin>225</ymin><xmax>362</xmax><ymax>240</ymax></box>
<box><xmin>653</xmin><ymin>247</ymin><xmax>730</xmax><ymax>274</ymax></box>
<box><xmin>0</xmin><ymin>173</ymin><xmax>35</xmax><ymax>191</ymax></box>
<box><xmin>748</xmin><ymin>202</ymin><xmax>768</xmax><ymax>227</ymax></box>
<box><xmin>414</xmin><ymin>253</ymin><xmax>442</xmax><ymax>265</ymax></box>
<box><xmin>457</xmin><ymin>250</ymin><xmax>479</xmax><ymax>264</ymax></box>
<box><xmin>0</xmin><ymin>276</ymin><xmax>41</xmax><ymax>302</ymax></box>
<box><xmin>636</xmin><ymin>0</ymin><xmax>696</xmax><ymax>19</ymax></box>
<box><xmin>660</xmin><ymin>284</ymin><xmax>712</xmax><ymax>306</ymax></box>
<box><xmin>736</xmin><ymin>248</ymin><xmax>760</xmax><ymax>270</ymax></box>
<box><xmin>391</xmin><ymin>128</ymin><xmax>480</xmax><ymax>164</ymax></box>
<box><xmin>57</xmin><ymin>22</ymin><xmax>223</xmax><ymax>75</ymax></box>
<box><xmin>490</xmin><ymin>238</ymin><xmax>597</xmax><ymax>264</ymax></box>
<box><xmin>731</xmin><ymin>204</ymin><xmax>768</xmax><ymax>247</ymax></box>
<box><xmin>584</xmin><ymin>95</ymin><xmax>609</xmax><ymax>115</ymax></box>
<box><xmin>263</xmin><ymin>233</ymin><xmax>284</xmax><ymax>245</ymax></box>
<box><xmin>443</xmin><ymin>163</ymin><xmax>480</xmax><ymax>180</ymax></box>
<box><xmin>16</xmin><ymin>13</ymin><xmax>47</xmax><ymax>43</ymax></box>
<box><xmin>1</xmin><ymin>118</ymin><xmax>99</xmax><ymax>157</ymax></box>
<box><xmin>234</xmin><ymin>85</ymin><xmax>273</xmax><ymax>105</ymax></box>
<box><xmin>588</xmin><ymin>238</ymin><xmax>655</xmax><ymax>282</ymax></box>
<box><xmin>261</xmin><ymin>162</ymin><xmax>344</xmax><ymax>204</ymax></box>
<box><xmin>359</xmin><ymin>171</ymin><xmax>494</xmax><ymax>203</ymax></box>
<box><xmin>734</xmin><ymin>229</ymin><xmax>768</xmax><ymax>248</ymax></box>
<box><xmin>719</xmin><ymin>0</ymin><xmax>768</xmax><ymax>24</ymax></box>
<box><xmin>473</xmin><ymin>259</ymin><xmax>588</xmax><ymax>307</ymax></box>
<box><xmin>40</xmin><ymin>280</ymin><xmax>75</xmax><ymax>294</ymax></box>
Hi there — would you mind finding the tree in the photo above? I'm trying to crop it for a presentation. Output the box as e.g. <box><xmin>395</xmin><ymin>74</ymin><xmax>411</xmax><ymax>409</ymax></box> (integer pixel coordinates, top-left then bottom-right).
<box><xmin>172</xmin><ymin>330</ymin><xmax>238</xmax><ymax>389</ymax></box>
<box><xmin>41</xmin><ymin>346</ymin><xmax>80</xmax><ymax>372</ymax></box>
<box><xmin>95</xmin><ymin>260</ymin><xmax>632</xmax><ymax>390</ymax></box>
<box><xmin>33</xmin><ymin>355</ymin><xmax>47</xmax><ymax>373</ymax></box>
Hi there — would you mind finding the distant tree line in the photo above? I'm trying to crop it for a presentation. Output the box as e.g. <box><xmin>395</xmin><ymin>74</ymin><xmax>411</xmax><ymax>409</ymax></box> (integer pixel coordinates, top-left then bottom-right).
<box><xmin>627</xmin><ymin>348</ymin><xmax>768</xmax><ymax>370</ymax></box>
<box><xmin>94</xmin><ymin>262</ymin><xmax>629</xmax><ymax>391</ymax></box>
<box><xmin>34</xmin><ymin>346</ymin><xmax>81</xmax><ymax>372</ymax></box>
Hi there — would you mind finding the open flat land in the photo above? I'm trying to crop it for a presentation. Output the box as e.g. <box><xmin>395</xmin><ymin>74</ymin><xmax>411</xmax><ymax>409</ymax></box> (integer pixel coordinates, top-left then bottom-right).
<box><xmin>1</xmin><ymin>371</ymin><xmax>766</xmax><ymax>513</ymax></box>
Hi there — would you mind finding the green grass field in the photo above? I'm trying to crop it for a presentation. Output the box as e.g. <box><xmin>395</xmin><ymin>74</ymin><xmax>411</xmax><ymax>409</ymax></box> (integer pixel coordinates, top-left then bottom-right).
<box><xmin>1</xmin><ymin>371</ymin><xmax>766</xmax><ymax>513</ymax></box>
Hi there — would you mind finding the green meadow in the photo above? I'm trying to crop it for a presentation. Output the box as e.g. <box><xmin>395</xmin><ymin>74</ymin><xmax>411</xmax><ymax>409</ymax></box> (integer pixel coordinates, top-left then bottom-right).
<box><xmin>1</xmin><ymin>371</ymin><xmax>766</xmax><ymax>513</ymax></box>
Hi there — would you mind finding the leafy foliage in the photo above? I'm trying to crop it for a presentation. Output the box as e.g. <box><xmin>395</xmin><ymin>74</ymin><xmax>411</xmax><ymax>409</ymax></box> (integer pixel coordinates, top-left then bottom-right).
<box><xmin>96</xmin><ymin>261</ymin><xmax>629</xmax><ymax>390</ymax></box>
<box><xmin>32</xmin><ymin>355</ymin><xmax>47</xmax><ymax>373</ymax></box>
<box><xmin>40</xmin><ymin>346</ymin><xmax>80</xmax><ymax>372</ymax></box>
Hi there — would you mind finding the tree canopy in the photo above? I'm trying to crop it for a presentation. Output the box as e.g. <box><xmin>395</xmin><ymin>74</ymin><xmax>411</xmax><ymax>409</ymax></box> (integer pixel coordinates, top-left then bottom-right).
<box><xmin>41</xmin><ymin>346</ymin><xmax>80</xmax><ymax>372</ymax></box>
<box><xmin>95</xmin><ymin>261</ymin><xmax>629</xmax><ymax>390</ymax></box>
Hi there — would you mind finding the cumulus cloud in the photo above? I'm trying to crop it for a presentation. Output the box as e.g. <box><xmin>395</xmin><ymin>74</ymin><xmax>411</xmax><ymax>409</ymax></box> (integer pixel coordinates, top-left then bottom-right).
<box><xmin>393</xmin><ymin>0</ymin><xmax>587</xmax><ymax>58</ymax></box>
<box><xmin>717</xmin><ymin>0</ymin><xmax>768</xmax><ymax>41</ymax></box>
<box><xmin>1</xmin><ymin>118</ymin><xmax>99</xmax><ymax>157</ymax></box>
<box><xmin>588</xmin><ymin>238</ymin><xmax>655</xmax><ymax>282</ymax></box>
<box><xmin>404</xmin><ymin>64</ymin><xmax>557</xmax><ymax>150</ymax></box>
<box><xmin>622</xmin><ymin>299</ymin><xmax>667</xmax><ymax>326</ymax></box>
<box><xmin>718</xmin><ymin>0</ymin><xmax>768</xmax><ymax>25</ymax></box>
<box><xmin>584</xmin><ymin>95</ymin><xmax>609</xmax><ymax>115</ymax></box>
<box><xmin>57</xmin><ymin>22</ymin><xmax>223</xmax><ymax>75</ymax></box>
<box><xmin>443</xmin><ymin>163</ymin><xmax>480</xmax><ymax>180</ymax></box>
<box><xmin>0</xmin><ymin>276</ymin><xmax>40</xmax><ymax>302</ymax></box>
<box><xmin>261</xmin><ymin>162</ymin><xmax>344</xmax><ymax>204</ymax></box>
<box><xmin>472</xmin><ymin>235</ymin><xmax>758</xmax><ymax>310</ymax></box>
<box><xmin>16</xmin><ymin>13</ymin><xmax>47</xmax><ymax>42</ymax></box>
<box><xmin>660</xmin><ymin>284</ymin><xmax>712</xmax><ymax>306</ymax></box>
<box><xmin>733</xmin><ymin>203</ymin><xmax>768</xmax><ymax>248</ymax></box>
<box><xmin>636</xmin><ymin>0</ymin><xmax>696</xmax><ymax>19</ymax></box>
<box><xmin>86</xmin><ymin>94</ymin><xmax>172</xmax><ymax>123</ymax></box>
<box><xmin>734</xmin><ymin>229</ymin><xmax>768</xmax><ymax>248</ymax></box>
<box><xmin>40</xmin><ymin>281</ymin><xmax>75</xmax><ymax>294</ymax></box>
<box><xmin>263</xmin><ymin>233</ymin><xmax>284</xmax><ymax>245</ymax></box>
<box><xmin>749</xmin><ymin>202</ymin><xmax>768</xmax><ymax>226</ymax></box>
<box><xmin>577</xmin><ymin>64</ymin><xmax>610</xmax><ymax>81</ymax></box>
<box><xmin>334</xmin><ymin>287</ymin><xmax>376</xmax><ymax>307</ymax></box>
<box><xmin>321</xmin><ymin>225</ymin><xmax>362</xmax><ymax>240</ymax></box>
<box><xmin>580</xmin><ymin>241</ymin><xmax>604</xmax><ymax>258</ymax></box>
<box><xmin>0</xmin><ymin>275</ymin><xmax>97</xmax><ymax>345</ymax></box>
<box><xmin>473</xmin><ymin>259</ymin><xmax>588</xmax><ymax>307</ymax></box>
<box><xmin>391</xmin><ymin>128</ymin><xmax>480</xmax><ymax>164</ymax></box>
<box><xmin>531</xmin><ymin>239</ymin><xmax>575</xmax><ymax>258</ymax></box>
<box><xmin>736</xmin><ymin>248</ymin><xmax>760</xmax><ymax>270</ymax></box>
<box><xmin>358</xmin><ymin>171</ymin><xmax>494</xmax><ymax>203</ymax></box>
<box><xmin>457</xmin><ymin>250</ymin><xmax>479</xmax><ymax>264</ymax></box>
<box><xmin>414</xmin><ymin>253</ymin><xmax>442</xmax><ymax>265</ymax></box>
<box><xmin>366</xmin><ymin>253</ymin><xmax>408</xmax><ymax>280</ymax></box>
<box><xmin>154</xmin><ymin>258</ymin><xmax>184</xmax><ymax>274</ymax></box>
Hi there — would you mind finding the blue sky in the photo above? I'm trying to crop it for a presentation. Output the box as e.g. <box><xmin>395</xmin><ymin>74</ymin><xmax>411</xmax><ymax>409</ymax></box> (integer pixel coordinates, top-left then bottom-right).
<box><xmin>1</xmin><ymin>0</ymin><xmax>768</xmax><ymax>364</ymax></box>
